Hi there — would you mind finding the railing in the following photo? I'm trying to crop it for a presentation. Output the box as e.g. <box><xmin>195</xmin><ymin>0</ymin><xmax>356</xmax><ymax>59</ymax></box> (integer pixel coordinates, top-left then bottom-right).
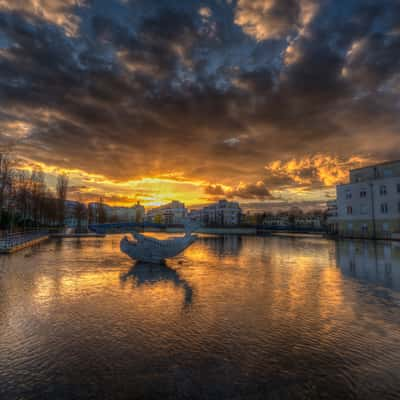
<box><xmin>0</xmin><ymin>230</ymin><xmax>49</xmax><ymax>251</ymax></box>
<box><xmin>256</xmin><ymin>225</ymin><xmax>327</xmax><ymax>233</ymax></box>
<box><xmin>89</xmin><ymin>222</ymin><xmax>164</xmax><ymax>234</ymax></box>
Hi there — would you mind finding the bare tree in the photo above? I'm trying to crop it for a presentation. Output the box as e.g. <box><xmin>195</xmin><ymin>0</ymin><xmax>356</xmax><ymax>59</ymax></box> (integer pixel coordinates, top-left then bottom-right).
<box><xmin>14</xmin><ymin>170</ymin><xmax>30</xmax><ymax>228</ymax></box>
<box><xmin>0</xmin><ymin>154</ymin><xmax>65</xmax><ymax>230</ymax></box>
<box><xmin>88</xmin><ymin>203</ymin><xmax>94</xmax><ymax>225</ymax></box>
<box><xmin>97</xmin><ymin>197</ymin><xmax>107</xmax><ymax>224</ymax></box>
<box><xmin>43</xmin><ymin>190</ymin><xmax>57</xmax><ymax>227</ymax></box>
<box><xmin>0</xmin><ymin>153</ymin><xmax>14</xmax><ymax>225</ymax></box>
<box><xmin>56</xmin><ymin>173</ymin><xmax>69</xmax><ymax>227</ymax></box>
<box><xmin>30</xmin><ymin>168</ymin><xmax>46</xmax><ymax>226</ymax></box>
<box><xmin>74</xmin><ymin>198</ymin><xmax>87</xmax><ymax>233</ymax></box>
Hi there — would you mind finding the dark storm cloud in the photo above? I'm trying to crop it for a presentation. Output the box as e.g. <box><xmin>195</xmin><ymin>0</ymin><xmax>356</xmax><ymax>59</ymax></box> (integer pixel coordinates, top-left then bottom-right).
<box><xmin>230</xmin><ymin>182</ymin><xmax>273</xmax><ymax>200</ymax></box>
<box><xmin>0</xmin><ymin>0</ymin><xmax>399</xmax><ymax>194</ymax></box>
<box><xmin>205</xmin><ymin>185</ymin><xmax>226</xmax><ymax>196</ymax></box>
<box><xmin>206</xmin><ymin>182</ymin><xmax>273</xmax><ymax>200</ymax></box>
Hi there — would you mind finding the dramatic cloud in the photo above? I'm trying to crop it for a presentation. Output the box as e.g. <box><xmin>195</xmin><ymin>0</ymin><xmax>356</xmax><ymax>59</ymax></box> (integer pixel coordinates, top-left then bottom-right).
<box><xmin>0</xmin><ymin>0</ymin><xmax>83</xmax><ymax>36</ymax></box>
<box><xmin>206</xmin><ymin>181</ymin><xmax>273</xmax><ymax>200</ymax></box>
<box><xmin>0</xmin><ymin>0</ymin><xmax>399</xmax><ymax>207</ymax></box>
<box><xmin>234</xmin><ymin>0</ymin><xmax>300</xmax><ymax>41</ymax></box>
<box><xmin>234</xmin><ymin>0</ymin><xmax>318</xmax><ymax>41</ymax></box>
<box><xmin>264</xmin><ymin>154</ymin><xmax>374</xmax><ymax>189</ymax></box>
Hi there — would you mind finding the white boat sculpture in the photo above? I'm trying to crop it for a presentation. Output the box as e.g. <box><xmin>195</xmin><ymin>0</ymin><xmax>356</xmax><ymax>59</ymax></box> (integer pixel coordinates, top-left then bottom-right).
<box><xmin>120</xmin><ymin>226</ymin><xmax>198</xmax><ymax>263</ymax></box>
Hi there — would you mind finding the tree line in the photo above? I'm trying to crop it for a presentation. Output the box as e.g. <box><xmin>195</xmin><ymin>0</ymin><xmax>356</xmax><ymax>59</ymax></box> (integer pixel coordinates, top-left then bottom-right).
<box><xmin>0</xmin><ymin>153</ymin><xmax>69</xmax><ymax>231</ymax></box>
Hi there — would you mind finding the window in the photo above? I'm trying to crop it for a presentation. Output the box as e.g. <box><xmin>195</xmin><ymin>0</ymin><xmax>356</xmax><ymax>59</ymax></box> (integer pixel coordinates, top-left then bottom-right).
<box><xmin>345</xmin><ymin>190</ymin><xmax>352</xmax><ymax>199</ymax></box>
<box><xmin>346</xmin><ymin>206</ymin><xmax>353</xmax><ymax>215</ymax></box>
<box><xmin>361</xmin><ymin>224</ymin><xmax>368</xmax><ymax>234</ymax></box>
<box><xmin>383</xmin><ymin>169</ymin><xmax>393</xmax><ymax>178</ymax></box>
<box><xmin>398</xmin><ymin>202</ymin><xmax>400</xmax><ymax>213</ymax></box>
<box><xmin>381</xmin><ymin>203</ymin><xmax>389</xmax><ymax>214</ymax></box>
<box><xmin>382</xmin><ymin>223</ymin><xmax>389</xmax><ymax>232</ymax></box>
<box><xmin>380</xmin><ymin>185</ymin><xmax>387</xmax><ymax>196</ymax></box>
<box><xmin>360</xmin><ymin>190</ymin><xmax>367</xmax><ymax>198</ymax></box>
<box><xmin>397</xmin><ymin>183</ymin><xmax>400</xmax><ymax>193</ymax></box>
<box><xmin>360</xmin><ymin>205</ymin><xmax>368</xmax><ymax>215</ymax></box>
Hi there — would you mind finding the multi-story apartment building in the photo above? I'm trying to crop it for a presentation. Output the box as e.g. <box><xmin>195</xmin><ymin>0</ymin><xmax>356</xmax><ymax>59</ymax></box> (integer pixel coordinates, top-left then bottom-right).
<box><xmin>294</xmin><ymin>215</ymin><xmax>323</xmax><ymax>229</ymax></box>
<box><xmin>263</xmin><ymin>214</ymin><xmax>290</xmax><ymax>227</ymax></box>
<box><xmin>336</xmin><ymin>160</ymin><xmax>400</xmax><ymax>239</ymax></box>
<box><xmin>194</xmin><ymin>200</ymin><xmax>242</xmax><ymax>226</ymax></box>
<box><xmin>262</xmin><ymin>213</ymin><xmax>323</xmax><ymax>229</ymax></box>
<box><xmin>146</xmin><ymin>201</ymin><xmax>187</xmax><ymax>225</ymax></box>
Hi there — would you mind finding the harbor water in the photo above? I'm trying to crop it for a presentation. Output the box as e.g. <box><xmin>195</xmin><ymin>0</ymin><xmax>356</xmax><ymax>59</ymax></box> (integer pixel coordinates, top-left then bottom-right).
<box><xmin>1</xmin><ymin>234</ymin><xmax>400</xmax><ymax>399</ymax></box>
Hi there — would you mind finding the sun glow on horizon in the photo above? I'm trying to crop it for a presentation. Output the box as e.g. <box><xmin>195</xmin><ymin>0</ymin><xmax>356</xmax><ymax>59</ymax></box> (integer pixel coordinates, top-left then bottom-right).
<box><xmin>13</xmin><ymin>153</ymin><xmax>377</xmax><ymax>209</ymax></box>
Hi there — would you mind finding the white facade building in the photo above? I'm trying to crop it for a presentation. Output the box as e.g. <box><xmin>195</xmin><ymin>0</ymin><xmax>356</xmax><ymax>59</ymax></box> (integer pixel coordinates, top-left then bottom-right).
<box><xmin>146</xmin><ymin>201</ymin><xmax>187</xmax><ymax>224</ymax></box>
<box><xmin>263</xmin><ymin>215</ymin><xmax>290</xmax><ymax>227</ymax></box>
<box><xmin>336</xmin><ymin>160</ymin><xmax>400</xmax><ymax>239</ymax></box>
<box><xmin>294</xmin><ymin>215</ymin><xmax>322</xmax><ymax>228</ymax></box>
<box><xmin>194</xmin><ymin>200</ymin><xmax>242</xmax><ymax>226</ymax></box>
<box><xmin>262</xmin><ymin>213</ymin><xmax>322</xmax><ymax>229</ymax></box>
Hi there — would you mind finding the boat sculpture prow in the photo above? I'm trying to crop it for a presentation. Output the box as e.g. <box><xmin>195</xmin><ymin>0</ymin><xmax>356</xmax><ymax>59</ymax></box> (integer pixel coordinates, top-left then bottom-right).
<box><xmin>120</xmin><ymin>229</ymin><xmax>197</xmax><ymax>263</ymax></box>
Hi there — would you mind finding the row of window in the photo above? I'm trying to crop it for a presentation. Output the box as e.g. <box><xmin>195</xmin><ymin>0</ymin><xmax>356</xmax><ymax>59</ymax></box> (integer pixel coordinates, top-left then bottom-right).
<box><xmin>345</xmin><ymin>184</ymin><xmax>400</xmax><ymax>199</ymax></box>
<box><xmin>347</xmin><ymin>223</ymin><xmax>390</xmax><ymax>234</ymax></box>
<box><xmin>346</xmin><ymin>202</ymin><xmax>400</xmax><ymax>215</ymax></box>
<box><xmin>347</xmin><ymin>223</ymin><xmax>391</xmax><ymax>234</ymax></box>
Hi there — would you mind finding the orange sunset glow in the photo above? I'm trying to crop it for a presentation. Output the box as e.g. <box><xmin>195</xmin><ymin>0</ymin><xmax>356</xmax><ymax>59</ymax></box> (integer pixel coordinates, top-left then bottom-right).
<box><xmin>1</xmin><ymin>0</ymin><xmax>399</xmax><ymax>211</ymax></box>
<box><xmin>2</xmin><ymin>2</ymin><xmax>400</xmax><ymax>400</ymax></box>
<box><xmin>11</xmin><ymin>153</ymin><xmax>378</xmax><ymax>210</ymax></box>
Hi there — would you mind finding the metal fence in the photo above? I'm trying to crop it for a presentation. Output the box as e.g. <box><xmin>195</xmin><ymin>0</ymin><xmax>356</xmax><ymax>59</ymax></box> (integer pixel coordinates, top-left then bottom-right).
<box><xmin>0</xmin><ymin>230</ymin><xmax>49</xmax><ymax>252</ymax></box>
<box><xmin>256</xmin><ymin>225</ymin><xmax>327</xmax><ymax>233</ymax></box>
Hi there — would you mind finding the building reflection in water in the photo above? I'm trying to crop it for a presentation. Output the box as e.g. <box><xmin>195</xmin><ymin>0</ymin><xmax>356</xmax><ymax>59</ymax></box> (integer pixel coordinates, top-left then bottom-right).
<box><xmin>198</xmin><ymin>235</ymin><xmax>243</xmax><ymax>257</ymax></box>
<box><xmin>336</xmin><ymin>240</ymin><xmax>400</xmax><ymax>291</ymax></box>
<box><xmin>120</xmin><ymin>262</ymin><xmax>193</xmax><ymax>307</ymax></box>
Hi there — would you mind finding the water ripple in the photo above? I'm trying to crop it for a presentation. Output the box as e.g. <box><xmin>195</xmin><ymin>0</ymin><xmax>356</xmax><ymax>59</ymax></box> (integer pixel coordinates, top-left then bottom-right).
<box><xmin>1</xmin><ymin>235</ymin><xmax>400</xmax><ymax>399</ymax></box>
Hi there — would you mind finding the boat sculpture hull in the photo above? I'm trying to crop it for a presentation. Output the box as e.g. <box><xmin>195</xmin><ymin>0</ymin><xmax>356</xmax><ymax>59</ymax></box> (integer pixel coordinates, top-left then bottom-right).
<box><xmin>120</xmin><ymin>231</ymin><xmax>197</xmax><ymax>263</ymax></box>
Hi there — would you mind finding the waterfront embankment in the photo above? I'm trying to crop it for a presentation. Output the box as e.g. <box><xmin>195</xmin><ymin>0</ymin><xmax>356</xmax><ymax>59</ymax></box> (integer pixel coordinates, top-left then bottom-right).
<box><xmin>0</xmin><ymin>231</ymin><xmax>50</xmax><ymax>254</ymax></box>
<box><xmin>164</xmin><ymin>227</ymin><xmax>258</xmax><ymax>235</ymax></box>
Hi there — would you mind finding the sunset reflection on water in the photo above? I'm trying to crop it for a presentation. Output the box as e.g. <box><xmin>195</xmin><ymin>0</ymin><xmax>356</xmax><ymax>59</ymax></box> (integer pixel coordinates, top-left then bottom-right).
<box><xmin>1</xmin><ymin>234</ymin><xmax>400</xmax><ymax>399</ymax></box>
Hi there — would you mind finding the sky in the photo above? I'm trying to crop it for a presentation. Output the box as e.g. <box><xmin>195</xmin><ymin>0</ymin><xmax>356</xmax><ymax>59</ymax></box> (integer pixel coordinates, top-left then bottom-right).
<box><xmin>0</xmin><ymin>0</ymin><xmax>399</xmax><ymax>210</ymax></box>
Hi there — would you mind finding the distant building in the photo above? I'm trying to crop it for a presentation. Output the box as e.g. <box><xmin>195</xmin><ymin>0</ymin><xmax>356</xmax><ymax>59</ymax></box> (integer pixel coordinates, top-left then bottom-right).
<box><xmin>326</xmin><ymin>200</ymin><xmax>338</xmax><ymax>234</ymax></box>
<box><xmin>64</xmin><ymin>200</ymin><xmax>88</xmax><ymax>228</ymax></box>
<box><xmin>146</xmin><ymin>201</ymin><xmax>187</xmax><ymax>224</ymax></box>
<box><xmin>336</xmin><ymin>160</ymin><xmax>400</xmax><ymax>239</ymax></box>
<box><xmin>294</xmin><ymin>214</ymin><xmax>323</xmax><ymax>229</ymax></box>
<box><xmin>88</xmin><ymin>202</ymin><xmax>145</xmax><ymax>224</ymax></box>
<box><xmin>262</xmin><ymin>213</ymin><xmax>323</xmax><ymax>229</ymax></box>
<box><xmin>191</xmin><ymin>200</ymin><xmax>241</xmax><ymax>226</ymax></box>
<box><xmin>263</xmin><ymin>214</ymin><xmax>289</xmax><ymax>227</ymax></box>
<box><xmin>188</xmin><ymin>208</ymin><xmax>202</xmax><ymax>223</ymax></box>
<box><xmin>88</xmin><ymin>202</ymin><xmax>112</xmax><ymax>224</ymax></box>
<box><xmin>110</xmin><ymin>203</ymin><xmax>145</xmax><ymax>223</ymax></box>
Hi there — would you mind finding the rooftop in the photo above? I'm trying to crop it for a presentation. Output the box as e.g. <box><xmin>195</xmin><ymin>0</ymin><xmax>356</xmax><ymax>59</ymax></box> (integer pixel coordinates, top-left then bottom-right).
<box><xmin>350</xmin><ymin>159</ymin><xmax>400</xmax><ymax>173</ymax></box>
<box><xmin>349</xmin><ymin>159</ymin><xmax>400</xmax><ymax>183</ymax></box>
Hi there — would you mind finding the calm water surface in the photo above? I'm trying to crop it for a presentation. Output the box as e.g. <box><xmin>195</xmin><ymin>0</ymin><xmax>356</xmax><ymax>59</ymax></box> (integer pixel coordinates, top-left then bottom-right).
<box><xmin>1</xmin><ymin>234</ymin><xmax>400</xmax><ymax>399</ymax></box>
